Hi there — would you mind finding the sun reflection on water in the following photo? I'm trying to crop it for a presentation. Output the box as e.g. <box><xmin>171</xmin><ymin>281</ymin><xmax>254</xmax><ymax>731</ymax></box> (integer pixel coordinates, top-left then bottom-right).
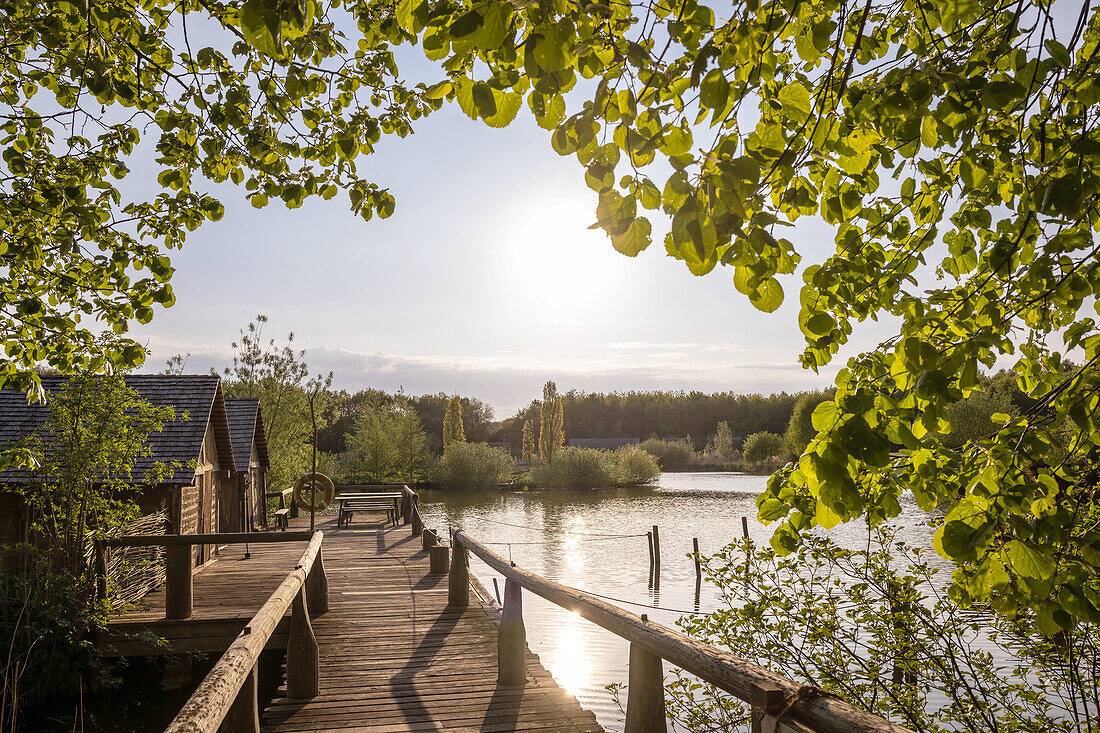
<box><xmin>545</xmin><ymin>610</ymin><xmax>591</xmax><ymax>698</ymax></box>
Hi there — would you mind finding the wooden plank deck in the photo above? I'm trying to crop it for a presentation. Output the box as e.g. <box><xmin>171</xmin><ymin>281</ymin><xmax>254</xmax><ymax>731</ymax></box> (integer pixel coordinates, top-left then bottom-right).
<box><xmin>102</xmin><ymin>513</ymin><xmax>604</xmax><ymax>732</ymax></box>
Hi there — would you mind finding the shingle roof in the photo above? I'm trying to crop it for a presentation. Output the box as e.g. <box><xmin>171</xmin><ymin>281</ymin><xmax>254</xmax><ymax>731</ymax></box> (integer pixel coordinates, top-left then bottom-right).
<box><xmin>568</xmin><ymin>437</ymin><xmax>640</xmax><ymax>450</ymax></box>
<box><xmin>224</xmin><ymin>398</ymin><xmax>270</xmax><ymax>473</ymax></box>
<box><xmin>0</xmin><ymin>374</ymin><xmax>234</xmax><ymax>485</ymax></box>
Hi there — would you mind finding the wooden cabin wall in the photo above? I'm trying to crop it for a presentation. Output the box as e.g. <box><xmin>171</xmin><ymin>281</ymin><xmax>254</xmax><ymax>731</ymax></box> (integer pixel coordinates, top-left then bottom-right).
<box><xmin>0</xmin><ymin>493</ymin><xmax>25</xmax><ymax>569</ymax></box>
<box><xmin>249</xmin><ymin>443</ymin><xmax>266</xmax><ymax>528</ymax></box>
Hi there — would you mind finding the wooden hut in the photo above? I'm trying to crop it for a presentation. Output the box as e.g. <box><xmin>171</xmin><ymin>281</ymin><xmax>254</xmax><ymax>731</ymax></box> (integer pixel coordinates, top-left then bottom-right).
<box><xmin>224</xmin><ymin>398</ymin><xmax>270</xmax><ymax>530</ymax></box>
<box><xmin>0</xmin><ymin>374</ymin><xmax>236</xmax><ymax>569</ymax></box>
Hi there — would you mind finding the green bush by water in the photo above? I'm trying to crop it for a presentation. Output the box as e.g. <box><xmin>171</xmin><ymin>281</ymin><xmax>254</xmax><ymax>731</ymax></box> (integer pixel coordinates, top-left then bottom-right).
<box><xmin>531</xmin><ymin>445</ymin><xmax>659</xmax><ymax>489</ymax></box>
<box><xmin>433</xmin><ymin>442</ymin><xmax>515</xmax><ymax>490</ymax></box>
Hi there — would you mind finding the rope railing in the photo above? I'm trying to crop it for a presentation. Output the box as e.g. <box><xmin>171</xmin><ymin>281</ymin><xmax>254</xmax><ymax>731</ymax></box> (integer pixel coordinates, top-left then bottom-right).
<box><xmin>399</xmin><ymin>485</ymin><xmax>914</xmax><ymax>733</ymax></box>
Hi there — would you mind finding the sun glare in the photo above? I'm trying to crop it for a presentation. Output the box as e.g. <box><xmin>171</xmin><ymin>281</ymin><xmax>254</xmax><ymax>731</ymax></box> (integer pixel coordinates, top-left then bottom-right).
<box><xmin>499</xmin><ymin>198</ymin><xmax>626</xmax><ymax>320</ymax></box>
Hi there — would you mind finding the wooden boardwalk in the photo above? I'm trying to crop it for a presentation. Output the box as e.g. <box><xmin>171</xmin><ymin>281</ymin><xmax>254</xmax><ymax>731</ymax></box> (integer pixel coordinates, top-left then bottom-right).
<box><xmin>102</xmin><ymin>514</ymin><xmax>603</xmax><ymax>732</ymax></box>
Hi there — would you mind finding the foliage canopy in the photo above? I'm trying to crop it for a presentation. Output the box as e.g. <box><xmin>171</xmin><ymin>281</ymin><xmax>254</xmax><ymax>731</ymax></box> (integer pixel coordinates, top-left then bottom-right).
<box><xmin>6</xmin><ymin>0</ymin><xmax>1100</xmax><ymax>630</ymax></box>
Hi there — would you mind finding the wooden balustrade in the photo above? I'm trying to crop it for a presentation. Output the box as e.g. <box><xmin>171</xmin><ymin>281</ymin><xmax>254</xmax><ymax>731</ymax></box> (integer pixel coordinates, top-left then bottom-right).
<box><xmin>99</xmin><ymin>531</ymin><xmax>314</xmax><ymax>620</ymax></box>
<box><xmin>451</xmin><ymin>529</ymin><xmax>912</xmax><ymax>733</ymax></box>
<box><xmin>164</xmin><ymin>531</ymin><xmax>327</xmax><ymax>733</ymax></box>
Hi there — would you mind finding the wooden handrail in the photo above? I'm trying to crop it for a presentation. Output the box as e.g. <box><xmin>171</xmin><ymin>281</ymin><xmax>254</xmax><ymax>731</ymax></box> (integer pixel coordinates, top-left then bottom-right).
<box><xmin>103</xmin><ymin>531</ymin><xmax>313</xmax><ymax>547</ymax></box>
<box><xmin>453</xmin><ymin>530</ymin><xmax>912</xmax><ymax>733</ymax></box>
<box><xmin>165</xmin><ymin>531</ymin><xmax>326</xmax><ymax>733</ymax></box>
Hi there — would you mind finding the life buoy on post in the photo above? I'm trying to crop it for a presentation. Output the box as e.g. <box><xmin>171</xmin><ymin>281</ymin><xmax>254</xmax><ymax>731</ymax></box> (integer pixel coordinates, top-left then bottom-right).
<box><xmin>293</xmin><ymin>472</ymin><xmax>334</xmax><ymax>512</ymax></box>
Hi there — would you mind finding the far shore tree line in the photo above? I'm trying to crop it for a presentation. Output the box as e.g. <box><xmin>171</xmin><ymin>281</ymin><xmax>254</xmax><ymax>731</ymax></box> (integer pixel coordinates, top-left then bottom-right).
<box><xmin>197</xmin><ymin>317</ymin><xmax>1042</xmax><ymax>495</ymax></box>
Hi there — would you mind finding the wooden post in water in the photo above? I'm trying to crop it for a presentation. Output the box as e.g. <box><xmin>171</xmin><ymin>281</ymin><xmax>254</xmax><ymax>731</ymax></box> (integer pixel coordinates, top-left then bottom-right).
<box><xmin>305</xmin><ymin>547</ymin><xmax>329</xmax><ymax>615</ymax></box>
<box><xmin>287</xmin><ymin>586</ymin><xmax>319</xmax><ymax>699</ymax></box>
<box><xmin>625</xmin><ymin>633</ymin><xmax>666</xmax><ymax>733</ymax></box>
<box><xmin>692</xmin><ymin>537</ymin><xmax>701</xmax><ymax>580</ymax></box>
<box><xmin>448</xmin><ymin>540</ymin><xmax>469</xmax><ymax>607</ymax></box>
<box><xmin>497</xmin><ymin>577</ymin><xmax>526</xmax><ymax>686</ymax></box>
<box><xmin>750</xmin><ymin>682</ymin><xmax>785</xmax><ymax>733</ymax></box>
<box><xmin>429</xmin><ymin>545</ymin><xmax>449</xmax><ymax>574</ymax></box>
<box><xmin>651</xmin><ymin>525</ymin><xmax>661</xmax><ymax>568</ymax></box>
<box><xmin>220</xmin><ymin>663</ymin><xmax>260</xmax><ymax>733</ymax></box>
<box><xmin>165</xmin><ymin>543</ymin><xmax>193</xmax><ymax>619</ymax></box>
<box><xmin>742</xmin><ymin>516</ymin><xmax>749</xmax><ymax>539</ymax></box>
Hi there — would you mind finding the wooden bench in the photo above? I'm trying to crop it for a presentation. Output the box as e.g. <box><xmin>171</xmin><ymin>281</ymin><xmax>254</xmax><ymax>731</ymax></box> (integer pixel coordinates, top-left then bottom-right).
<box><xmin>337</xmin><ymin>498</ymin><xmax>396</xmax><ymax>528</ymax></box>
<box><xmin>274</xmin><ymin>508</ymin><xmax>290</xmax><ymax>530</ymax></box>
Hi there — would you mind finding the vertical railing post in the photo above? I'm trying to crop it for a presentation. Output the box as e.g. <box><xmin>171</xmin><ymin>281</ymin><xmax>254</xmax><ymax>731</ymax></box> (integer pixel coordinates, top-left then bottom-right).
<box><xmin>400</xmin><ymin>487</ymin><xmax>411</xmax><ymax>525</ymax></box>
<box><xmin>411</xmin><ymin>502</ymin><xmax>424</xmax><ymax>537</ymax></box>
<box><xmin>624</xmin><ymin>639</ymin><xmax>666</xmax><ymax>733</ymax></box>
<box><xmin>497</xmin><ymin>578</ymin><xmax>526</xmax><ymax>686</ymax></box>
<box><xmin>165</xmin><ymin>543</ymin><xmax>193</xmax><ymax>620</ymax></box>
<box><xmin>448</xmin><ymin>539</ymin><xmax>469</xmax><ymax>607</ymax></box>
<box><xmin>305</xmin><ymin>546</ymin><xmax>329</xmax><ymax>615</ymax></box>
<box><xmin>94</xmin><ymin>540</ymin><xmax>108</xmax><ymax>602</ymax></box>
<box><xmin>219</xmin><ymin>663</ymin><xmax>260</xmax><ymax>733</ymax></box>
<box><xmin>422</xmin><ymin>528</ymin><xmax>438</xmax><ymax>551</ymax></box>
<box><xmin>750</xmin><ymin>682</ymin><xmax>785</xmax><ymax>733</ymax></box>
<box><xmin>429</xmin><ymin>544</ymin><xmax>450</xmax><ymax>574</ymax></box>
<box><xmin>286</xmin><ymin>585</ymin><xmax>319</xmax><ymax>699</ymax></box>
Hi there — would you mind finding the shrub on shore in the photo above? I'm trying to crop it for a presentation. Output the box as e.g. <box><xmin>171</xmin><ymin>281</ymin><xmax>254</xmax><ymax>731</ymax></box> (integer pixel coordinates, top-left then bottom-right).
<box><xmin>638</xmin><ymin>438</ymin><xmax>692</xmax><ymax>469</ymax></box>
<box><xmin>532</xmin><ymin>446</ymin><xmax>659</xmax><ymax>489</ymax></box>
<box><xmin>433</xmin><ymin>442</ymin><xmax>515</xmax><ymax>490</ymax></box>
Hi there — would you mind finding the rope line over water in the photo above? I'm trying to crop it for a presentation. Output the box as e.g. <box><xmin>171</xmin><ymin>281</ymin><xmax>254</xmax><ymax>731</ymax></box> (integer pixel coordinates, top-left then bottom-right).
<box><xmin>464</xmin><ymin>516</ymin><xmax>647</xmax><ymax>539</ymax></box>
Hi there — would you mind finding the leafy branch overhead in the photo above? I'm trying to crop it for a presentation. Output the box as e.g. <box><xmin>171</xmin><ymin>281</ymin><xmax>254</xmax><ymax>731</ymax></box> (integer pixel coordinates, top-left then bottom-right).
<box><xmin>378</xmin><ymin>0</ymin><xmax>1100</xmax><ymax>631</ymax></box>
<box><xmin>5</xmin><ymin>0</ymin><xmax>1100</xmax><ymax>632</ymax></box>
<box><xmin>0</xmin><ymin>0</ymin><xmax>439</xmax><ymax>389</ymax></box>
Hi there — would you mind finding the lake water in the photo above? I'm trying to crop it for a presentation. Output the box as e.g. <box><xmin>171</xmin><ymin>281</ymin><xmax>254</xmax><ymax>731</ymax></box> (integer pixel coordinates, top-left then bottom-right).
<box><xmin>417</xmin><ymin>471</ymin><xmax>941</xmax><ymax>732</ymax></box>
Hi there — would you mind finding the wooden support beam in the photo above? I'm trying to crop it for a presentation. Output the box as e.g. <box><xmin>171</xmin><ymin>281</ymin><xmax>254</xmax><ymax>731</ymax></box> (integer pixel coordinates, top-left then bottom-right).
<box><xmin>94</xmin><ymin>540</ymin><xmax>108</xmax><ymax>601</ymax></box>
<box><xmin>165</xmin><ymin>544</ymin><xmax>193</xmax><ymax>620</ymax></box>
<box><xmin>218</xmin><ymin>664</ymin><xmax>260</xmax><ymax>733</ymax></box>
<box><xmin>429</xmin><ymin>545</ymin><xmax>449</xmax><ymax>574</ymax></box>
<box><xmin>422</xmin><ymin>528</ymin><xmax>438</xmax><ymax>551</ymax></box>
<box><xmin>651</xmin><ymin>525</ymin><xmax>661</xmax><ymax>569</ymax></box>
<box><xmin>305</xmin><ymin>547</ymin><xmax>329</xmax><ymax>615</ymax></box>
<box><xmin>448</xmin><ymin>540</ymin><xmax>469</xmax><ymax>607</ymax></box>
<box><xmin>105</xmin><ymin>531</ymin><xmax>313</xmax><ymax>547</ymax></box>
<box><xmin>286</xmin><ymin>586</ymin><xmax>319</xmax><ymax>699</ymax></box>
<box><xmin>497</xmin><ymin>578</ymin><xmax>526</xmax><ymax>686</ymax></box>
<box><xmin>411</xmin><ymin>500</ymin><xmax>424</xmax><ymax>537</ymax></box>
<box><xmin>751</xmin><ymin>682</ymin><xmax>786</xmax><ymax>733</ymax></box>
<box><xmin>625</xmin><ymin>640</ymin><xmax>666</xmax><ymax>733</ymax></box>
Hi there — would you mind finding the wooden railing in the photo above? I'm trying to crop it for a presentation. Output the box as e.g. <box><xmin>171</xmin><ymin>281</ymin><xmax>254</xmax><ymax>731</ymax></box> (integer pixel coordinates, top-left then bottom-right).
<box><xmin>98</xmin><ymin>531</ymin><xmax>314</xmax><ymax>619</ymax></box>
<box><xmin>164</xmin><ymin>531</ymin><xmax>328</xmax><ymax>733</ymax></box>
<box><xmin>396</xmin><ymin>484</ymin><xmax>912</xmax><ymax>733</ymax></box>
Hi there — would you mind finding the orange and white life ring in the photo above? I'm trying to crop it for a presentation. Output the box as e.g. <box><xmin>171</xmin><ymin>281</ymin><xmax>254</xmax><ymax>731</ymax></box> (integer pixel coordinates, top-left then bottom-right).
<box><xmin>293</xmin><ymin>472</ymin><xmax>334</xmax><ymax>511</ymax></box>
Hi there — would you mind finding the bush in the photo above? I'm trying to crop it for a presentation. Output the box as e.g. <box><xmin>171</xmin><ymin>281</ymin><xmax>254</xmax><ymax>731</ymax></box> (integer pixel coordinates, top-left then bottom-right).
<box><xmin>638</xmin><ymin>438</ymin><xmax>692</xmax><ymax>469</ymax></box>
<box><xmin>432</xmin><ymin>442</ymin><xmax>514</xmax><ymax>490</ymax></box>
<box><xmin>532</xmin><ymin>446</ymin><xmax>659</xmax><ymax>489</ymax></box>
<box><xmin>743</xmin><ymin>431</ymin><xmax>785</xmax><ymax>464</ymax></box>
<box><xmin>610</xmin><ymin>445</ymin><xmax>661</xmax><ymax>485</ymax></box>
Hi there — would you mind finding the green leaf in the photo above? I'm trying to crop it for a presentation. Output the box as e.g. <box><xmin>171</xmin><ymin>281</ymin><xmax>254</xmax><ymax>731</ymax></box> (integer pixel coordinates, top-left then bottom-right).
<box><xmin>699</xmin><ymin>69</ymin><xmax>729</xmax><ymax>112</ymax></box>
<box><xmin>610</xmin><ymin>217</ymin><xmax>652</xmax><ymax>256</ymax></box>
<box><xmin>778</xmin><ymin>82</ymin><xmax>812</xmax><ymax>120</ymax></box>
<box><xmin>1005</xmin><ymin>540</ymin><xmax>1055</xmax><ymax>581</ymax></box>
<box><xmin>240</xmin><ymin>0</ymin><xmax>282</xmax><ymax>58</ymax></box>
<box><xmin>749</xmin><ymin>277</ymin><xmax>784</xmax><ymax>313</ymax></box>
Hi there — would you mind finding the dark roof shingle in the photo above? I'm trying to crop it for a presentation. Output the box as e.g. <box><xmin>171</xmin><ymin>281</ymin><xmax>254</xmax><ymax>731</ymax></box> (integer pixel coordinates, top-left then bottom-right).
<box><xmin>0</xmin><ymin>374</ymin><xmax>233</xmax><ymax>485</ymax></box>
<box><xmin>224</xmin><ymin>398</ymin><xmax>270</xmax><ymax>473</ymax></box>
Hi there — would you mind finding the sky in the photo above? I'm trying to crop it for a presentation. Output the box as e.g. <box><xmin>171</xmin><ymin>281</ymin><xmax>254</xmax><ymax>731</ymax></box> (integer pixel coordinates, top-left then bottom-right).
<box><xmin>129</xmin><ymin>36</ymin><xmax>895</xmax><ymax>419</ymax></box>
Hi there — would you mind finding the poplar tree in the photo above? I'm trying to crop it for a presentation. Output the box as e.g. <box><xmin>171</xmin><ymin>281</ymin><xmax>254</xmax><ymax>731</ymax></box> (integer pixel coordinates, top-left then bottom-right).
<box><xmin>538</xmin><ymin>382</ymin><xmax>566</xmax><ymax>463</ymax></box>
<box><xmin>442</xmin><ymin>396</ymin><xmax>466</xmax><ymax>453</ymax></box>
<box><xmin>521</xmin><ymin>419</ymin><xmax>536</xmax><ymax>463</ymax></box>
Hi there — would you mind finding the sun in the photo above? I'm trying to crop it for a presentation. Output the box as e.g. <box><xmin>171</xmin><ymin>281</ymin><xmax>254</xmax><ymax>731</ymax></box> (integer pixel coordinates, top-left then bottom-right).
<box><xmin>498</xmin><ymin>196</ymin><xmax>626</xmax><ymax>321</ymax></box>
